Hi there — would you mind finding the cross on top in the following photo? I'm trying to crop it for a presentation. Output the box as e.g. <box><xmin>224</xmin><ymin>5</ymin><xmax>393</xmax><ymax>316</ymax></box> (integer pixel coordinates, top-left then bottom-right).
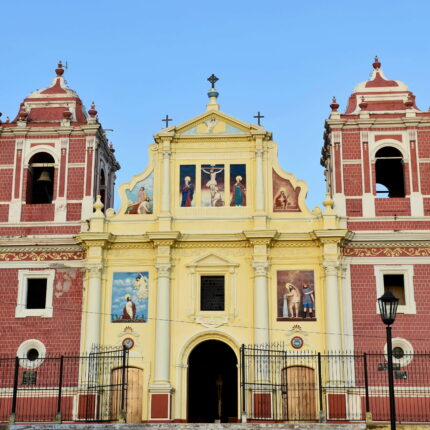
<box><xmin>207</xmin><ymin>74</ymin><xmax>219</xmax><ymax>89</ymax></box>
<box><xmin>254</xmin><ymin>111</ymin><xmax>264</xmax><ymax>126</ymax></box>
<box><xmin>162</xmin><ymin>114</ymin><xmax>173</xmax><ymax>128</ymax></box>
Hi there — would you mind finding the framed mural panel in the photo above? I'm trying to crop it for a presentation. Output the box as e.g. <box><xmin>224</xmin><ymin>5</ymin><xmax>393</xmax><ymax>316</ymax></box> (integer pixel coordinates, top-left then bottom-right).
<box><xmin>111</xmin><ymin>272</ymin><xmax>149</xmax><ymax>323</ymax></box>
<box><xmin>201</xmin><ymin>164</ymin><xmax>225</xmax><ymax>207</ymax></box>
<box><xmin>272</xmin><ymin>169</ymin><xmax>300</xmax><ymax>212</ymax></box>
<box><xmin>179</xmin><ymin>165</ymin><xmax>196</xmax><ymax>207</ymax></box>
<box><xmin>125</xmin><ymin>172</ymin><xmax>154</xmax><ymax>214</ymax></box>
<box><xmin>277</xmin><ymin>270</ymin><xmax>315</xmax><ymax>321</ymax></box>
<box><xmin>230</xmin><ymin>164</ymin><xmax>246</xmax><ymax>206</ymax></box>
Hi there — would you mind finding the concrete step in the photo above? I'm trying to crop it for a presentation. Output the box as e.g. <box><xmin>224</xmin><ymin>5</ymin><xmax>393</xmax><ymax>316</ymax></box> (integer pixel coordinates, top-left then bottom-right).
<box><xmin>9</xmin><ymin>423</ymin><xmax>368</xmax><ymax>430</ymax></box>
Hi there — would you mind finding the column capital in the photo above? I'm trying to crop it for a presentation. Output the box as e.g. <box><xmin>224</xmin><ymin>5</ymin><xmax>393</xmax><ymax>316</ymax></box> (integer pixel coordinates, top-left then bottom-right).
<box><xmin>255</xmin><ymin>148</ymin><xmax>264</xmax><ymax>157</ymax></box>
<box><xmin>156</xmin><ymin>262</ymin><xmax>172</xmax><ymax>278</ymax></box>
<box><xmin>252</xmin><ymin>261</ymin><xmax>268</xmax><ymax>276</ymax></box>
<box><xmin>86</xmin><ymin>263</ymin><xmax>103</xmax><ymax>277</ymax></box>
<box><xmin>162</xmin><ymin>149</ymin><xmax>171</xmax><ymax>159</ymax></box>
<box><xmin>323</xmin><ymin>261</ymin><xmax>339</xmax><ymax>276</ymax></box>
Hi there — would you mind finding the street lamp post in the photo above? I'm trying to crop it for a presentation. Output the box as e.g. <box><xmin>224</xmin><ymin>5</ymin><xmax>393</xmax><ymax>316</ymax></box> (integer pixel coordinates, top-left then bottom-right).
<box><xmin>377</xmin><ymin>290</ymin><xmax>399</xmax><ymax>430</ymax></box>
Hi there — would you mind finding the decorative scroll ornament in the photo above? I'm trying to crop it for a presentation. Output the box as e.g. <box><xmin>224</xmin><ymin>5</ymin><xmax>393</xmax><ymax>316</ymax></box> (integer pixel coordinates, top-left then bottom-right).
<box><xmin>0</xmin><ymin>251</ymin><xmax>84</xmax><ymax>261</ymax></box>
<box><xmin>343</xmin><ymin>247</ymin><xmax>430</xmax><ymax>257</ymax></box>
<box><xmin>195</xmin><ymin>315</ymin><xmax>229</xmax><ymax>329</ymax></box>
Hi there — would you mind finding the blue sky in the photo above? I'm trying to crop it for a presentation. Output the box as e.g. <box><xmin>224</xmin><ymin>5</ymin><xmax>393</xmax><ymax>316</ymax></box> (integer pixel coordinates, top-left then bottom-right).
<box><xmin>1</xmin><ymin>1</ymin><xmax>430</xmax><ymax>210</ymax></box>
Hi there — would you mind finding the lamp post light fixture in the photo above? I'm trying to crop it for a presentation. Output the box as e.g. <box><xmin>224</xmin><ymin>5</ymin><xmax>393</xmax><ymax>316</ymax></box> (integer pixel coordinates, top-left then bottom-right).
<box><xmin>378</xmin><ymin>290</ymin><xmax>399</xmax><ymax>430</ymax></box>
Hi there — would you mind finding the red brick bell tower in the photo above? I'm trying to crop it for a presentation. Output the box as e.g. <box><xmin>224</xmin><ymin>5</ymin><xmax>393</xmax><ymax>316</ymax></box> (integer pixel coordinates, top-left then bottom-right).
<box><xmin>0</xmin><ymin>62</ymin><xmax>119</xmax><ymax>358</ymax></box>
<box><xmin>322</xmin><ymin>57</ymin><xmax>430</xmax><ymax>355</ymax></box>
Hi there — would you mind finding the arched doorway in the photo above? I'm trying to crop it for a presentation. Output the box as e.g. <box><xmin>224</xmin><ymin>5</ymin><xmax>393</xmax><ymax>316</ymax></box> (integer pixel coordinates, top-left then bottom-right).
<box><xmin>188</xmin><ymin>340</ymin><xmax>237</xmax><ymax>423</ymax></box>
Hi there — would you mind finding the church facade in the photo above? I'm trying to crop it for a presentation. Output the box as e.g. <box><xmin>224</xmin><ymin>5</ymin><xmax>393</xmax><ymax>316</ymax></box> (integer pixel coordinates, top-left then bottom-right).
<box><xmin>78</xmin><ymin>82</ymin><xmax>348</xmax><ymax>421</ymax></box>
<box><xmin>1</xmin><ymin>59</ymin><xmax>429</xmax><ymax>423</ymax></box>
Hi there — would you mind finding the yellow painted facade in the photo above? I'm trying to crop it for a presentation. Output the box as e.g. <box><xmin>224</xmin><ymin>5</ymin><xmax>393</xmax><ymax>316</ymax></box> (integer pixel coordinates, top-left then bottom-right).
<box><xmin>78</xmin><ymin>87</ymin><xmax>348</xmax><ymax>422</ymax></box>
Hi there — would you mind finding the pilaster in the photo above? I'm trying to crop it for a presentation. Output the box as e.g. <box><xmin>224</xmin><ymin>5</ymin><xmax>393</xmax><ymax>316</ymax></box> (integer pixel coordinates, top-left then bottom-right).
<box><xmin>148</xmin><ymin>233</ymin><xmax>179</xmax><ymax>421</ymax></box>
<box><xmin>158</xmin><ymin>134</ymin><xmax>173</xmax><ymax>231</ymax></box>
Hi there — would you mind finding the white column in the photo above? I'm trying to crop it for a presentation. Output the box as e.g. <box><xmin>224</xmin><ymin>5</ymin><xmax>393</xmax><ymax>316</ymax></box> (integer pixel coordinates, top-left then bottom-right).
<box><xmin>84</xmin><ymin>264</ymin><xmax>102</xmax><ymax>352</ymax></box>
<box><xmin>252</xmin><ymin>261</ymin><xmax>269</xmax><ymax>346</ymax></box>
<box><xmin>255</xmin><ymin>148</ymin><xmax>264</xmax><ymax>211</ymax></box>
<box><xmin>324</xmin><ymin>262</ymin><xmax>342</xmax><ymax>352</ymax></box>
<box><xmin>161</xmin><ymin>150</ymin><xmax>171</xmax><ymax>213</ymax></box>
<box><xmin>154</xmin><ymin>262</ymin><xmax>172</xmax><ymax>383</ymax></box>
<box><xmin>324</xmin><ymin>262</ymin><xmax>343</xmax><ymax>383</ymax></box>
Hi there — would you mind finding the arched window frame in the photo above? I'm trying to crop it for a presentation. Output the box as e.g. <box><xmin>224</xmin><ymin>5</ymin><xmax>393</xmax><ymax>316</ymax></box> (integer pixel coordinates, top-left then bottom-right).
<box><xmin>24</xmin><ymin>149</ymin><xmax>58</xmax><ymax>204</ymax></box>
<box><xmin>371</xmin><ymin>143</ymin><xmax>408</xmax><ymax>198</ymax></box>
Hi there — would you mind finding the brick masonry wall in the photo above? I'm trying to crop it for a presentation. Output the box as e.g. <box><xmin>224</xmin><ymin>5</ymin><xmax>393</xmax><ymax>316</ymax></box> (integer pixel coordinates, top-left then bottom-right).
<box><xmin>21</xmin><ymin>203</ymin><xmax>55</xmax><ymax>222</ymax></box>
<box><xmin>0</xmin><ymin>265</ymin><xmax>84</xmax><ymax>356</ymax></box>
<box><xmin>0</xmin><ymin>138</ymin><xmax>16</xmax><ymax>164</ymax></box>
<box><xmin>0</xmin><ymin>169</ymin><xmax>13</xmax><ymax>202</ymax></box>
<box><xmin>343</xmin><ymin>164</ymin><xmax>363</xmax><ymax>196</ymax></box>
<box><xmin>341</xmin><ymin>132</ymin><xmax>361</xmax><ymax>159</ymax></box>
<box><xmin>346</xmin><ymin>198</ymin><xmax>362</xmax><ymax>216</ymax></box>
<box><xmin>424</xmin><ymin>198</ymin><xmax>430</xmax><ymax>216</ymax></box>
<box><xmin>66</xmin><ymin>203</ymin><xmax>82</xmax><ymax>221</ymax></box>
<box><xmin>418</xmin><ymin>129</ymin><xmax>430</xmax><ymax>159</ymax></box>
<box><xmin>68</xmin><ymin>138</ymin><xmax>86</xmax><ymax>164</ymax></box>
<box><xmin>419</xmin><ymin>163</ymin><xmax>430</xmax><ymax>195</ymax></box>
<box><xmin>66</xmin><ymin>167</ymin><xmax>85</xmax><ymax>200</ymax></box>
<box><xmin>350</xmin><ymin>264</ymin><xmax>430</xmax><ymax>352</ymax></box>
<box><xmin>375</xmin><ymin>198</ymin><xmax>411</xmax><ymax>216</ymax></box>
<box><xmin>0</xmin><ymin>204</ymin><xmax>8</xmax><ymax>221</ymax></box>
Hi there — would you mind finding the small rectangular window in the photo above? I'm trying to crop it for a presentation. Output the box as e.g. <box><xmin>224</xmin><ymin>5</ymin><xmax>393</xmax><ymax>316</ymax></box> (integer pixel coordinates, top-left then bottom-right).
<box><xmin>26</xmin><ymin>279</ymin><xmax>47</xmax><ymax>309</ymax></box>
<box><xmin>383</xmin><ymin>274</ymin><xmax>406</xmax><ymax>306</ymax></box>
<box><xmin>200</xmin><ymin>276</ymin><xmax>225</xmax><ymax>311</ymax></box>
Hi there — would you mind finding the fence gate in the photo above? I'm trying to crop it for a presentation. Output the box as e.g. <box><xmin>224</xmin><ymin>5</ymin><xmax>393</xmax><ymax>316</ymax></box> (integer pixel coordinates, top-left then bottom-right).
<box><xmin>240</xmin><ymin>343</ymin><xmax>430</xmax><ymax>423</ymax></box>
<box><xmin>0</xmin><ymin>346</ymin><xmax>129</xmax><ymax>424</ymax></box>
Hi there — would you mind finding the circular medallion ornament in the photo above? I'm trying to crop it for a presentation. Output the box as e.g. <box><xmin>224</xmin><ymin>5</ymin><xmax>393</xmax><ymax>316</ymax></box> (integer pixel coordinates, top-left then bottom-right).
<box><xmin>291</xmin><ymin>336</ymin><xmax>304</xmax><ymax>350</ymax></box>
<box><xmin>122</xmin><ymin>337</ymin><xmax>134</xmax><ymax>350</ymax></box>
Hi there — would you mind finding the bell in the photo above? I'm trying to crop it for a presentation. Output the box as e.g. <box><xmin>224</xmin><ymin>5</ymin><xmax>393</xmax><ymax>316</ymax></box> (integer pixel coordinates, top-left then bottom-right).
<box><xmin>36</xmin><ymin>170</ymin><xmax>52</xmax><ymax>182</ymax></box>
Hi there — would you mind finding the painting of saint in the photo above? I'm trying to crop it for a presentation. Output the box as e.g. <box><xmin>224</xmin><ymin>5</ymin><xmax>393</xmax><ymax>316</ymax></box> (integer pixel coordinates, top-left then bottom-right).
<box><xmin>125</xmin><ymin>172</ymin><xmax>154</xmax><ymax>214</ymax></box>
<box><xmin>111</xmin><ymin>272</ymin><xmax>149</xmax><ymax>323</ymax></box>
<box><xmin>201</xmin><ymin>164</ymin><xmax>225</xmax><ymax>207</ymax></box>
<box><xmin>272</xmin><ymin>169</ymin><xmax>301</xmax><ymax>212</ymax></box>
<box><xmin>230</xmin><ymin>164</ymin><xmax>246</xmax><ymax>206</ymax></box>
<box><xmin>277</xmin><ymin>270</ymin><xmax>315</xmax><ymax>320</ymax></box>
<box><xmin>179</xmin><ymin>165</ymin><xmax>196</xmax><ymax>207</ymax></box>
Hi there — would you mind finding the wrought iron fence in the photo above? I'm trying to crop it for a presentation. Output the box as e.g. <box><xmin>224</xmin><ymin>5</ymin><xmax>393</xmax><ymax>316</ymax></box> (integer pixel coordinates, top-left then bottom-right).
<box><xmin>240</xmin><ymin>343</ymin><xmax>430</xmax><ymax>423</ymax></box>
<box><xmin>0</xmin><ymin>346</ymin><xmax>128</xmax><ymax>424</ymax></box>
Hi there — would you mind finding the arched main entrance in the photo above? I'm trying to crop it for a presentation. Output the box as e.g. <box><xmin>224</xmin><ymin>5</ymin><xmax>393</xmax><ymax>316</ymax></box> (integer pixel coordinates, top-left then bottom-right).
<box><xmin>187</xmin><ymin>340</ymin><xmax>237</xmax><ymax>423</ymax></box>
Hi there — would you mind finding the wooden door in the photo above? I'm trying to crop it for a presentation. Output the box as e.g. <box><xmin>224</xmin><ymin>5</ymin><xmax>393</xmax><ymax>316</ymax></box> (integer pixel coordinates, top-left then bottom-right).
<box><xmin>111</xmin><ymin>367</ymin><xmax>143</xmax><ymax>423</ymax></box>
<box><xmin>282</xmin><ymin>366</ymin><xmax>316</xmax><ymax>421</ymax></box>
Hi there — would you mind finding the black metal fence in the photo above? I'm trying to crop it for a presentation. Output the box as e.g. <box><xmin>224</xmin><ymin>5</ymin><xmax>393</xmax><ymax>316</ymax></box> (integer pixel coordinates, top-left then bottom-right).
<box><xmin>240</xmin><ymin>344</ymin><xmax>430</xmax><ymax>423</ymax></box>
<box><xmin>0</xmin><ymin>346</ymin><xmax>128</xmax><ymax>424</ymax></box>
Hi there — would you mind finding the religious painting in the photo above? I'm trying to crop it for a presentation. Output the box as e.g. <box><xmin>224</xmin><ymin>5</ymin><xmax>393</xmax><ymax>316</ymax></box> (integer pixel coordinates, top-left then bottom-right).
<box><xmin>179</xmin><ymin>165</ymin><xmax>196</xmax><ymax>207</ymax></box>
<box><xmin>230</xmin><ymin>164</ymin><xmax>246</xmax><ymax>206</ymax></box>
<box><xmin>111</xmin><ymin>272</ymin><xmax>149</xmax><ymax>323</ymax></box>
<box><xmin>201</xmin><ymin>164</ymin><xmax>225</xmax><ymax>207</ymax></box>
<box><xmin>125</xmin><ymin>172</ymin><xmax>154</xmax><ymax>214</ymax></box>
<box><xmin>272</xmin><ymin>169</ymin><xmax>301</xmax><ymax>212</ymax></box>
<box><xmin>277</xmin><ymin>270</ymin><xmax>315</xmax><ymax>321</ymax></box>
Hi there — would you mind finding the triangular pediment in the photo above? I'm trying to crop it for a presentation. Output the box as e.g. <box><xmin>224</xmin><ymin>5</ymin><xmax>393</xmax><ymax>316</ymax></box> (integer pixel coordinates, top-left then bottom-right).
<box><xmin>161</xmin><ymin>110</ymin><xmax>262</xmax><ymax>137</ymax></box>
<box><xmin>186</xmin><ymin>252</ymin><xmax>239</xmax><ymax>267</ymax></box>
